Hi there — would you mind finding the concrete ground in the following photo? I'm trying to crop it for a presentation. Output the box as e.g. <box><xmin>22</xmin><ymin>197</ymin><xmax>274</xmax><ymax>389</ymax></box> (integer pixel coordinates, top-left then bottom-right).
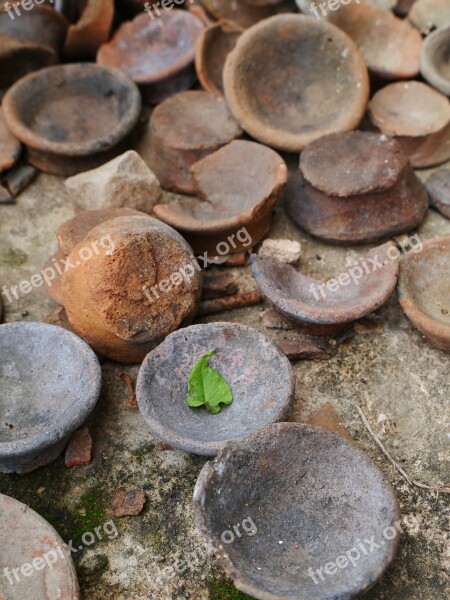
<box><xmin>0</xmin><ymin>150</ymin><xmax>449</xmax><ymax>600</ymax></box>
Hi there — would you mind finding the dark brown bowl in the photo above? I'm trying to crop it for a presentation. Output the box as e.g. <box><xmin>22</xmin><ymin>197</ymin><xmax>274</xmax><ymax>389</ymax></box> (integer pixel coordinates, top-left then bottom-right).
<box><xmin>420</xmin><ymin>25</ymin><xmax>450</xmax><ymax>97</ymax></box>
<box><xmin>64</xmin><ymin>0</ymin><xmax>114</xmax><ymax>59</ymax></box>
<box><xmin>193</xmin><ymin>423</ymin><xmax>400</xmax><ymax>600</ymax></box>
<box><xmin>223</xmin><ymin>14</ymin><xmax>369</xmax><ymax>152</ymax></box>
<box><xmin>2</xmin><ymin>63</ymin><xmax>142</xmax><ymax>176</ymax></box>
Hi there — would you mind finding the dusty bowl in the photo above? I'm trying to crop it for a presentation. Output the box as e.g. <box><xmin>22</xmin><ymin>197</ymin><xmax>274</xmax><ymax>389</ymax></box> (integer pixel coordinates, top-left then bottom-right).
<box><xmin>193</xmin><ymin>423</ymin><xmax>400</xmax><ymax>600</ymax></box>
<box><xmin>223</xmin><ymin>14</ymin><xmax>369</xmax><ymax>152</ymax></box>
<box><xmin>64</xmin><ymin>0</ymin><xmax>114</xmax><ymax>59</ymax></box>
<box><xmin>251</xmin><ymin>242</ymin><xmax>399</xmax><ymax>332</ymax></box>
<box><xmin>397</xmin><ymin>236</ymin><xmax>450</xmax><ymax>353</ymax></box>
<box><xmin>426</xmin><ymin>169</ymin><xmax>450</xmax><ymax>218</ymax></box>
<box><xmin>136</xmin><ymin>323</ymin><xmax>294</xmax><ymax>456</ymax></box>
<box><xmin>2</xmin><ymin>63</ymin><xmax>142</xmax><ymax>176</ymax></box>
<box><xmin>97</xmin><ymin>10</ymin><xmax>204</xmax><ymax>104</ymax></box>
<box><xmin>0</xmin><ymin>322</ymin><xmax>101</xmax><ymax>474</ymax></box>
<box><xmin>408</xmin><ymin>0</ymin><xmax>450</xmax><ymax>34</ymax></box>
<box><xmin>0</xmin><ymin>494</ymin><xmax>79</xmax><ymax>599</ymax></box>
<box><xmin>420</xmin><ymin>25</ymin><xmax>450</xmax><ymax>97</ymax></box>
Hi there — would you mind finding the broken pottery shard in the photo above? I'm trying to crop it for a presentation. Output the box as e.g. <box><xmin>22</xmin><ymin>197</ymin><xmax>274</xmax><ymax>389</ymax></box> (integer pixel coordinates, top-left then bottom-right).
<box><xmin>4</xmin><ymin>164</ymin><xmax>37</xmax><ymax>197</ymax></box>
<box><xmin>258</xmin><ymin>239</ymin><xmax>301</xmax><ymax>264</ymax></box>
<box><xmin>0</xmin><ymin>106</ymin><xmax>21</xmax><ymax>173</ymax></box>
<box><xmin>65</xmin><ymin>151</ymin><xmax>162</xmax><ymax>213</ymax></box>
<box><xmin>197</xmin><ymin>291</ymin><xmax>262</xmax><ymax>316</ymax></box>
<box><xmin>202</xmin><ymin>274</ymin><xmax>238</xmax><ymax>299</ymax></box>
<box><xmin>426</xmin><ymin>169</ymin><xmax>450</xmax><ymax>219</ymax></box>
<box><xmin>64</xmin><ymin>0</ymin><xmax>114</xmax><ymax>60</ymax></box>
<box><xmin>111</xmin><ymin>489</ymin><xmax>146</xmax><ymax>517</ymax></box>
<box><xmin>0</xmin><ymin>184</ymin><xmax>14</xmax><ymax>205</ymax></box>
<box><xmin>276</xmin><ymin>337</ymin><xmax>333</xmax><ymax>360</ymax></box>
<box><xmin>65</xmin><ymin>428</ymin><xmax>93</xmax><ymax>467</ymax></box>
<box><xmin>306</xmin><ymin>403</ymin><xmax>356</xmax><ymax>445</ymax></box>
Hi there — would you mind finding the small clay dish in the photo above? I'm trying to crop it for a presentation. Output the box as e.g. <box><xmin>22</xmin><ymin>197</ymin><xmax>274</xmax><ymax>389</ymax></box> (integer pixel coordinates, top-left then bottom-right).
<box><xmin>0</xmin><ymin>322</ymin><xmax>101</xmax><ymax>474</ymax></box>
<box><xmin>97</xmin><ymin>10</ymin><xmax>204</xmax><ymax>104</ymax></box>
<box><xmin>369</xmin><ymin>81</ymin><xmax>450</xmax><ymax>168</ymax></box>
<box><xmin>398</xmin><ymin>236</ymin><xmax>450</xmax><ymax>353</ymax></box>
<box><xmin>0</xmin><ymin>494</ymin><xmax>79</xmax><ymax>599</ymax></box>
<box><xmin>251</xmin><ymin>242</ymin><xmax>399</xmax><ymax>333</ymax></box>
<box><xmin>193</xmin><ymin>423</ymin><xmax>400</xmax><ymax>600</ymax></box>
<box><xmin>426</xmin><ymin>169</ymin><xmax>450</xmax><ymax>218</ymax></box>
<box><xmin>147</xmin><ymin>90</ymin><xmax>242</xmax><ymax>194</ymax></box>
<box><xmin>136</xmin><ymin>323</ymin><xmax>294</xmax><ymax>456</ymax></box>
<box><xmin>420</xmin><ymin>25</ymin><xmax>450</xmax><ymax>97</ymax></box>
<box><xmin>409</xmin><ymin>0</ymin><xmax>450</xmax><ymax>35</ymax></box>
<box><xmin>2</xmin><ymin>63</ymin><xmax>142</xmax><ymax>176</ymax></box>
<box><xmin>195</xmin><ymin>20</ymin><xmax>243</xmax><ymax>95</ymax></box>
<box><xmin>223</xmin><ymin>14</ymin><xmax>369</xmax><ymax>152</ymax></box>
<box><xmin>286</xmin><ymin>131</ymin><xmax>428</xmax><ymax>244</ymax></box>
<box><xmin>153</xmin><ymin>140</ymin><xmax>288</xmax><ymax>255</ymax></box>
<box><xmin>64</xmin><ymin>0</ymin><xmax>114</xmax><ymax>59</ymax></box>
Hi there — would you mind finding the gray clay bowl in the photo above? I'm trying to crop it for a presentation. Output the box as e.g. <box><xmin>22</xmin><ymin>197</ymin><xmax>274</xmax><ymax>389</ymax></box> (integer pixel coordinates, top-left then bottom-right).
<box><xmin>0</xmin><ymin>322</ymin><xmax>101</xmax><ymax>474</ymax></box>
<box><xmin>194</xmin><ymin>423</ymin><xmax>401</xmax><ymax>600</ymax></box>
<box><xmin>0</xmin><ymin>493</ymin><xmax>79</xmax><ymax>599</ymax></box>
<box><xmin>136</xmin><ymin>323</ymin><xmax>294</xmax><ymax>455</ymax></box>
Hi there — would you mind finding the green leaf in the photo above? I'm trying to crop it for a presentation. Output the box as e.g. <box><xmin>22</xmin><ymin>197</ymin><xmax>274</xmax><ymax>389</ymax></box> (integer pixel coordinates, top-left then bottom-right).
<box><xmin>186</xmin><ymin>350</ymin><xmax>233</xmax><ymax>414</ymax></box>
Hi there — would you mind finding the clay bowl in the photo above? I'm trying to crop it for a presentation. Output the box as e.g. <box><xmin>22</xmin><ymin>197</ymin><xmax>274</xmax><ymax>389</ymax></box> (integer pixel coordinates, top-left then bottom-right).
<box><xmin>327</xmin><ymin>3</ymin><xmax>422</xmax><ymax>81</ymax></box>
<box><xmin>369</xmin><ymin>81</ymin><xmax>450</xmax><ymax>168</ymax></box>
<box><xmin>426</xmin><ymin>169</ymin><xmax>450</xmax><ymax>218</ymax></box>
<box><xmin>97</xmin><ymin>10</ymin><xmax>204</xmax><ymax>104</ymax></box>
<box><xmin>223</xmin><ymin>14</ymin><xmax>369</xmax><ymax>152</ymax></box>
<box><xmin>199</xmin><ymin>0</ymin><xmax>291</xmax><ymax>28</ymax></box>
<box><xmin>0</xmin><ymin>322</ymin><xmax>101</xmax><ymax>474</ymax></box>
<box><xmin>2</xmin><ymin>64</ymin><xmax>142</xmax><ymax>176</ymax></box>
<box><xmin>286</xmin><ymin>131</ymin><xmax>428</xmax><ymax>244</ymax></box>
<box><xmin>409</xmin><ymin>0</ymin><xmax>450</xmax><ymax>34</ymax></box>
<box><xmin>136</xmin><ymin>323</ymin><xmax>294</xmax><ymax>456</ymax></box>
<box><xmin>195</xmin><ymin>21</ymin><xmax>243</xmax><ymax>95</ymax></box>
<box><xmin>153</xmin><ymin>140</ymin><xmax>288</xmax><ymax>255</ymax></box>
<box><xmin>193</xmin><ymin>423</ymin><xmax>400</xmax><ymax>600</ymax></box>
<box><xmin>397</xmin><ymin>236</ymin><xmax>450</xmax><ymax>353</ymax></box>
<box><xmin>0</xmin><ymin>494</ymin><xmax>79</xmax><ymax>599</ymax></box>
<box><xmin>251</xmin><ymin>242</ymin><xmax>399</xmax><ymax>333</ymax></box>
<box><xmin>147</xmin><ymin>90</ymin><xmax>242</xmax><ymax>194</ymax></box>
<box><xmin>420</xmin><ymin>26</ymin><xmax>450</xmax><ymax>97</ymax></box>
<box><xmin>64</xmin><ymin>0</ymin><xmax>114</xmax><ymax>59</ymax></box>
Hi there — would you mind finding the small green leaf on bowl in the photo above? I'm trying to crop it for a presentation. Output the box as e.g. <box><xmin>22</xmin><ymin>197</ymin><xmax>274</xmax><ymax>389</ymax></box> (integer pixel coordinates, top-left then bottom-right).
<box><xmin>186</xmin><ymin>350</ymin><xmax>233</xmax><ymax>414</ymax></box>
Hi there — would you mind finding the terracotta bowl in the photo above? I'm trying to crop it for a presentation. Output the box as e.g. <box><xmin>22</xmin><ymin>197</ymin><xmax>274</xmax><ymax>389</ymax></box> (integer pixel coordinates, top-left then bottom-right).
<box><xmin>409</xmin><ymin>0</ymin><xmax>450</xmax><ymax>34</ymax></box>
<box><xmin>193</xmin><ymin>423</ymin><xmax>400</xmax><ymax>600</ymax></box>
<box><xmin>136</xmin><ymin>323</ymin><xmax>294</xmax><ymax>456</ymax></box>
<box><xmin>0</xmin><ymin>494</ymin><xmax>79</xmax><ymax>599</ymax></box>
<box><xmin>2</xmin><ymin>64</ymin><xmax>142</xmax><ymax>176</ymax></box>
<box><xmin>64</xmin><ymin>0</ymin><xmax>114</xmax><ymax>59</ymax></box>
<box><xmin>153</xmin><ymin>140</ymin><xmax>288</xmax><ymax>254</ymax></box>
<box><xmin>251</xmin><ymin>242</ymin><xmax>399</xmax><ymax>332</ymax></box>
<box><xmin>420</xmin><ymin>25</ymin><xmax>450</xmax><ymax>97</ymax></box>
<box><xmin>397</xmin><ymin>236</ymin><xmax>450</xmax><ymax>353</ymax></box>
<box><xmin>199</xmin><ymin>0</ymin><xmax>291</xmax><ymax>28</ymax></box>
<box><xmin>426</xmin><ymin>169</ymin><xmax>450</xmax><ymax>218</ymax></box>
<box><xmin>223</xmin><ymin>14</ymin><xmax>369</xmax><ymax>152</ymax></box>
<box><xmin>0</xmin><ymin>4</ymin><xmax>68</xmax><ymax>52</ymax></box>
<box><xmin>369</xmin><ymin>81</ymin><xmax>450</xmax><ymax>168</ymax></box>
<box><xmin>0</xmin><ymin>322</ymin><xmax>101</xmax><ymax>474</ymax></box>
<box><xmin>97</xmin><ymin>10</ymin><xmax>204</xmax><ymax>104</ymax></box>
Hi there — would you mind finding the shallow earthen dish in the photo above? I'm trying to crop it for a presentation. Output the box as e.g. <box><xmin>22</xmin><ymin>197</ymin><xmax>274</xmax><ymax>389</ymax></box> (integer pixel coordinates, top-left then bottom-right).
<box><xmin>398</xmin><ymin>236</ymin><xmax>450</xmax><ymax>353</ymax></box>
<box><xmin>193</xmin><ymin>423</ymin><xmax>400</xmax><ymax>600</ymax></box>
<box><xmin>408</xmin><ymin>0</ymin><xmax>450</xmax><ymax>35</ymax></box>
<box><xmin>97</xmin><ymin>10</ymin><xmax>204</xmax><ymax>104</ymax></box>
<box><xmin>0</xmin><ymin>322</ymin><xmax>101</xmax><ymax>474</ymax></box>
<box><xmin>251</xmin><ymin>242</ymin><xmax>399</xmax><ymax>332</ymax></box>
<box><xmin>286</xmin><ymin>131</ymin><xmax>428</xmax><ymax>244</ymax></box>
<box><xmin>2</xmin><ymin>64</ymin><xmax>142</xmax><ymax>176</ymax></box>
<box><xmin>426</xmin><ymin>169</ymin><xmax>450</xmax><ymax>219</ymax></box>
<box><xmin>420</xmin><ymin>26</ymin><xmax>450</xmax><ymax>97</ymax></box>
<box><xmin>223</xmin><ymin>14</ymin><xmax>369</xmax><ymax>152</ymax></box>
<box><xmin>64</xmin><ymin>0</ymin><xmax>114</xmax><ymax>59</ymax></box>
<box><xmin>0</xmin><ymin>494</ymin><xmax>79</xmax><ymax>599</ymax></box>
<box><xmin>136</xmin><ymin>323</ymin><xmax>294</xmax><ymax>456</ymax></box>
<box><xmin>147</xmin><ymin>91</ymin><xmax>242</xmax><ymax>194</ymax></box>
<box><xmin>153</xmin><ymin>140</ymin><xmax>287</xmax><ymax>255</ymax></box>
<box><xmin>369</xmin><ymin>81</ymin><xmax>450</xmax><ymax>168</ymax></box>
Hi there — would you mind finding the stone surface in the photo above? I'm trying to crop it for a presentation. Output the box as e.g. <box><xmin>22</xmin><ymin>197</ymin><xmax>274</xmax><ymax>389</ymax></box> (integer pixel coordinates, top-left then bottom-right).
<box><xmin>65</xmin><ymin>151</ymin><xmax>162</xmax><ymax>213</ymax></box>
<box><xmin>65</xmin><ymin>428</ymin><xmax>93</xmax><ymax>468</ymax></box>
<box><xmin>111</xmin><ymin>489</ymin><xmax>147</xmax><ymax>517</ymax></box>
<box><xmin>258</xmin><ymin>238</ymin><xmax>302</xmax><ymax>264</ymax></box>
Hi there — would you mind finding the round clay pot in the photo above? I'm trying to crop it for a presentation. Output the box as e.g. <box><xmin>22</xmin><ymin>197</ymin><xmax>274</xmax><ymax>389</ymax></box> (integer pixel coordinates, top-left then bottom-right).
<box><xmin>223</xmin><ymin>14</ymin><xmax>369</xmax><ymax>152</ymax></box>
<box><xmin>426</xmin><ymin>169</ymin><xmax>450</xmax><ymax>219</ymax></box>
<box><xmin>97</xmin><ymin>10</ymin><xmax>204</xmax><ymax>104</ymax></box>
<box><xmin>2</xmin><ymin>64</ymin><xmax>142</xmax><ymax>176</ymax></box>
<box><xmin>147</xmin><ymin>90</ymin><xmax>242</xmax><ymax>194</ymax></box>
<box><xmin>136</xmin><ymin>322</ymin><xmax>294</xmax><ymax>456</ymax></box>
<box><xmin>0</xmin><ymin>494</ymin><xmax>79</xmax><ymax>598</ymax></box>
<box><xmin>0</xmin><ymin>322</ymin><xmax>101</xmax><ymax>474</ymax></box>
<box><xmin>195</xmin><ymin>20</ymin><xmax>243</xmax><ymax>95</ymax></box>
<box><xmin>398</xmin><ymin>235</ymin><xmax>450</xmax><ymax>353</ymax></box>
<box><xmin>62</xmin><ymin>215</ymin><xmax>202</xmax><ymax>363</ymax></box>
<box><xmin>420</xmin><ymin>25</ymin><xmax>450</xmax><ymax>97</ymax></box>
<box><xmin>286</xmin><ymin>131</ymin><xmax>428</xmax><ymax>244</ymax></box>
<box><xmin>369</xmin><ymin>81</ymin><xmax>450</xmax><ymax>168</ymax></box>
<box><xmin>64</xmin><ymin>0</ymin><xmax>114</xmax><ymax>59</ymax></box>
<box><xmin>153</xmin><ymin>140</ymin><xmax>288</xmax><ymax>255</ymax></box>
<box><xmin>408</xmin><ymin>0</ymin><xmax>450</xmax><ymax>35</ymax></box>
<box><xmin>193</xmin><ymin>423</ymin><xmax>400</xmax><ymax>600</ymax></box>
<box><xmin>251</xmin><ymin>242</ymin><xmax>400</xmax><ymax>332</ymax></box>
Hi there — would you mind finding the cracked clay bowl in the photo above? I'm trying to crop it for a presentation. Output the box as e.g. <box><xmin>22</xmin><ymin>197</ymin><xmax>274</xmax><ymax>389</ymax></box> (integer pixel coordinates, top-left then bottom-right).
<box><xmin>0</xmin><ymin>322</ymin><xmax>101</xmax><ymax>474</ymax></box>
<box><xmin>397</xmin><ymin>236</ymin><xmax>450</xmax><ymax>353</ymax></box>
<box><xmin>193</xmin><ymin>423</ymin><xmax>400</xmax><ymax>600</ymax></box>
<box><xmin>223</xmin><ymin>14</ymin><xmax>369</xmax><ymax>152</ymax></box>
<box><xmin>136</xmin><ymin>323</ymin><xmax>294</xmax><ymax>456</ymax></box>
